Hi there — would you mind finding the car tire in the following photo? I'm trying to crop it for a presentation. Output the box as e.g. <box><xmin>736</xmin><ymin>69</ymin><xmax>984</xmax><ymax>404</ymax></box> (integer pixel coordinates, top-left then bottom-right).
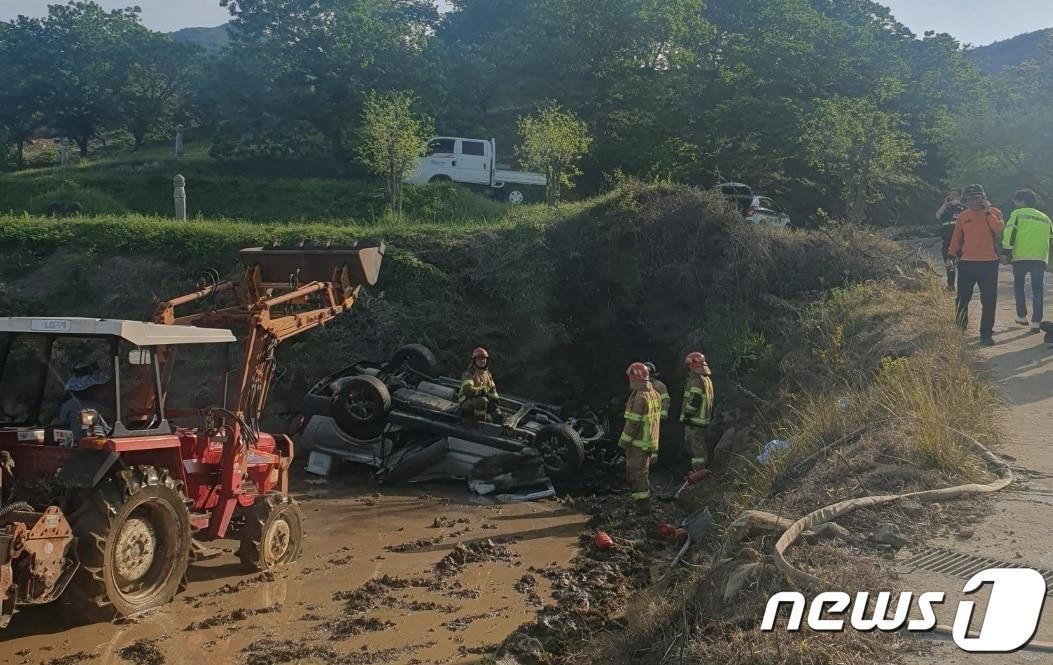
<box><xmin>332</xmin><ymin>375</ymin><xmax>391</xmax><ymax>440</ymax></box>
<box><xmin>389</xmin><ymin>344</ymin><xmax>440</xmax><ymax>376</ymax></box>
<box><xmin>506</xmin><ymin>188</ymin><xmax>527</xmax><ymax>205</ymax></box>
<box><xmin>429</xmin><ymin>175</ymin><xmax>452</xmax><ymax>184</ymax></box>
<box><xmin>534</xmin><ymin>424</ymin><xmax>586</xmax><ymax>482</ymax></box>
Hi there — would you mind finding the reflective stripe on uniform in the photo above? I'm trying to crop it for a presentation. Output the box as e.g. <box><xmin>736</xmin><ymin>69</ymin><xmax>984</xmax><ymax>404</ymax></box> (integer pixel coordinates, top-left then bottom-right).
<box><xmin>623</xmin><ymin>411</ymin><xmax>643</xmax><ymax>422</ymax></box>
<box><xmin>631</xmin><ymin>491</ymin><xmax>650</xmax><ymax>500</ymax></box>
<box><xmin>619</xmin><ymin>432</ymin><xmax>633</xmax><ymax>444</ymax></box>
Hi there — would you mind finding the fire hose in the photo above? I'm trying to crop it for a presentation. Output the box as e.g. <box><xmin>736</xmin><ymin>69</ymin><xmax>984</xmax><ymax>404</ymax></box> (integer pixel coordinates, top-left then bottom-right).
<box><xmin>770</xmin><ymin>427</ymin><xmax>1053</xmax><ymax>653</ymax></box>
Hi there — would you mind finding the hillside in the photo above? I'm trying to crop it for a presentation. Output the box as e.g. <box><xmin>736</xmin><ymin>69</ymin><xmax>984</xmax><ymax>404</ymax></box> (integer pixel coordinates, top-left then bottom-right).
<box><xmin>171</xmin><ymin>24</ymin><xmax>231</xmax><ymax>52</ymax></box>
<box><xmin>970</xmin><ymin>27</ymin><xmax>1052</xmax><ymax>74</ymax></box>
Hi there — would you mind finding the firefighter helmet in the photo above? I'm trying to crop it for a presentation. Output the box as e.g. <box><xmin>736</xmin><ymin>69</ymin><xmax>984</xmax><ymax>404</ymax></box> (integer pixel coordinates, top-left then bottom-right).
<box><xmin>685</xmin><ymin>352</ymin><xmax>708</xmax><ymax>370</ymax></box>
<box><xmin>626</xmin><ymin>362</ymin><xmax>650</xmax><ymax>381</ymax></box>
<box><xmin>472</xmin><ymin>347</ymin><xmax>489</xmax><ymax>360</ymax></box>
<box><xmin>643</xmin><ymin>361</ymin><xmax>660</xmax><ymax>378</ymax></box>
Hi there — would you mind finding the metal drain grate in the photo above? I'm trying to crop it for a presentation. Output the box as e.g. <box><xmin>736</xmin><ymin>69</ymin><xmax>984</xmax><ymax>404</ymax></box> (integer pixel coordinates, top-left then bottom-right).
<box><xmin>904</xmin><ymin>547</ymin><xmax>1053</xmax><ymax>595</ymax></box>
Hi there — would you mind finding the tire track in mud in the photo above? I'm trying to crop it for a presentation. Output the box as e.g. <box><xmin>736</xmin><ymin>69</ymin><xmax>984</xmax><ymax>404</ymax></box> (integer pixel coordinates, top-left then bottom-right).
<box><xmin>1</xmin><ymin>472</ymin><xmax>590</xmax><ymax>665</ymax></box>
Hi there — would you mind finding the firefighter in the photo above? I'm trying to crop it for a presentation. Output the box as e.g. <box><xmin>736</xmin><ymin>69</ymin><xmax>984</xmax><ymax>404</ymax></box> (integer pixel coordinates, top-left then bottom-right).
<box><xmin>681</xmin><ymin>352</ymin><xmax>715</xmax><ymax>470</ymax></box>
<box><xmin>459</xmin><ymin>347</ymin><xmax>500</xmax><ymax>421</ymax></box>
<box><xmin>949</xmin><ymin>184</ymin><xmax>1004</xmax><ymax>346</ymax></box>
<box><xmin>643</xmin><ymin>361</ymin><xmax>670</xmax><ymax>421</ymax></box>
<box><xmin>619</xmin><ymin>362</ymin><xmax>662</xmax><ymax>510</ymax></box>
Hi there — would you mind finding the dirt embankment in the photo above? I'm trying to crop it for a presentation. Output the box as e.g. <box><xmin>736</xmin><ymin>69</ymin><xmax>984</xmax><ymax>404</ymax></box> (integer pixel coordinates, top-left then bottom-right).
<box><xmin>0</xmin><ymin>184</ymin><xmax>931</xmax><ymax>664</ymax></box>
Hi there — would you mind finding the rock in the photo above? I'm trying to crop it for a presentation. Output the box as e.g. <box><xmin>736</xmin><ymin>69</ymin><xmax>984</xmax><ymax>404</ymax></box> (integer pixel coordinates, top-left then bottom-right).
<box><xmin>869</xmin><ymin>524</ymin><xmax>907</xmax><ymax>549</ymax></box>
<box><xmin>737</xmin><ymin>547</ymin><xmax>763</xmax><ymax>563</ymax></box>
<box><xmin>956</xmin><ymin>529</ymin><xmax>975</xmax><ymax>540</ymax></box>
<box><xmin>899</xmin><ymin>500</ymin><xmax>925</xmax><ymax>519</ymax></box>
<box><xmin>802</xmin><ymin>522</ymin><xmax>851</xmax><ymax>543</ymax></box>
<box><xmin>45</xmin><ymin>200</ymin><xmax>82</xmax><ymax>217</ymax></box>
<box><xmin>714</xmin><ymin>427</ymin><xmax>738</xmax><ymax>457</ymax></box>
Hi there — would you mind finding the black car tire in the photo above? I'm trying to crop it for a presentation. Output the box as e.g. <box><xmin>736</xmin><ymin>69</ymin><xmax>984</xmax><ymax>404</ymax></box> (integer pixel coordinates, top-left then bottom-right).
<box><xmin>534</xmin><ymin>424</ymin><xmax>586</xmax><ymax>482</ymax></box>
<box><xmin>389</xmin><ymin>344</ymin><xmax>440</xmax><ymax>376</ymax></box>
<box><xmin>332</xmin><ymin>375</ymin><xmax>392</xmax><ymax>440</ymax></box>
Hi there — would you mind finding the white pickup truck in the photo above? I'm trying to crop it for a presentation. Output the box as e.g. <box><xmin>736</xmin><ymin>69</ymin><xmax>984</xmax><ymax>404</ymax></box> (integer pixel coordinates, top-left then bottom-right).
<box><xmin>405</xmin><ymin>136</ymin><xmax>547</xmax><ymax>204</ymax></box>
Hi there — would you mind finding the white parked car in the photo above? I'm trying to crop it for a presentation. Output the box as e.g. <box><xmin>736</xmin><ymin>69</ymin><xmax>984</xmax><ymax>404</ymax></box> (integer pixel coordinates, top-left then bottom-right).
<box><xmin>406</xmin><ymin>136</ymin><xmax>547</xmax><ymax>204</ymax></box>
<box><xmin>719</xmin><ymin>183</ymin><xmax>791</xmax><ymax>228</ymax></box>
<box><xmin>745</xmin><ymin>195</ymin><xmax>792</xmax><ymax>228</ymax></box>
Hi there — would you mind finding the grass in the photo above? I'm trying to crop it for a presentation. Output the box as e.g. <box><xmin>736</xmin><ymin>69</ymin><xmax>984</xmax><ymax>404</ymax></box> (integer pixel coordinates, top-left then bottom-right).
<box><xmin>0</xmin><ymin>140</ymin><xmax>511</xmax><ymax>223</ymax></box>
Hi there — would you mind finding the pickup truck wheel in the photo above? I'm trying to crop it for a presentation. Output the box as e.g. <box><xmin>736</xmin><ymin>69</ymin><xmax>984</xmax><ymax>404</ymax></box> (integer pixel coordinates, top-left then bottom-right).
<box><xmin>332</xmin><ymin>375</ymin><xmax>391</xmax><ymax>440</ymax></box>
<box><xmin>506</xmin><ymin>188</ymin><xmax>527</xmax><ymax>205</ymax></box>
<box><xmin>534</xmin><ymin>424</ymin><xmax>585</xmax><ymax>482</ymax></box>
<box><xmin>389</xmin><ymin>344</ymin><xmax>440</xmax><ymax>376</ymax></box>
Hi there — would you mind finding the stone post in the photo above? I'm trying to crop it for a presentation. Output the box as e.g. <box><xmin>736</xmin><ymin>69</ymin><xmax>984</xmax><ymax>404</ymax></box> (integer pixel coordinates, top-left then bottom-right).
<box><xmin>174</xmin><ymin>175</ymin><xmax>187</xmax><ymax>221</ymax></box>
<box><xmin>59</xmin><ymin>139</ymin><xmax>70</xmax><ymax>168</ymax></box>
<box><xmin>175</xmin><ymin>124</ymin><xmax>184</xmax><ymax>159</ymax></box>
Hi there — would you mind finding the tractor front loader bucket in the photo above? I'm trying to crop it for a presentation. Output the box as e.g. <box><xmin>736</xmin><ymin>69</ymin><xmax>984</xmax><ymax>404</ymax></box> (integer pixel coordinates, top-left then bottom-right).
<box><xmin>1</xmin><ymin>506</ymin><xmax>78</xmax><ymax>629</ymax></box>
<box><xmin>240</xmin><ymin>243</ymin><xmax>386</xmax><ymax>289</ymax></box>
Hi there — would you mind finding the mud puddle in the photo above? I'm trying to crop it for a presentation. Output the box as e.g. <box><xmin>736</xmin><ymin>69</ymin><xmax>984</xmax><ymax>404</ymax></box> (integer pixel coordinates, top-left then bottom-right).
<box><xmin>0</xmin><ymin>466</ymin><xmax>589</xmax><ymax>665</ymax></box>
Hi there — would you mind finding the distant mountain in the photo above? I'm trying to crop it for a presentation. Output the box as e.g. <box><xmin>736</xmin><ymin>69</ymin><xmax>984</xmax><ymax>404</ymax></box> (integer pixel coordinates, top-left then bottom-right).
<box><xmin>171</xmin><ymin>24</ymin><xmax>231</xmax><ymax>52</ymax></box>
<box><xmin>970</xmin><ymin>28</ymin><xmax>1052</xmax><ymax>75</ymax></box>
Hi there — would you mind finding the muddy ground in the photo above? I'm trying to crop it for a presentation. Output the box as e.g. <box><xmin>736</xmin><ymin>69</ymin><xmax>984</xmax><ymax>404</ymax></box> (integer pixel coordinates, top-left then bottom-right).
<box><xmin>0</xmin><ymin>466</ymin><xmax>594</xmax><ymax>665</ymax></box>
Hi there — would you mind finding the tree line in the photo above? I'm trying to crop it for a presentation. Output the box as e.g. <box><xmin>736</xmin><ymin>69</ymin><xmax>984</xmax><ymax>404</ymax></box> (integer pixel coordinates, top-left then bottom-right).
<box><xmin>1</xmin><ymin>0</ymin><xmax>1048</xmax><ymax>222</ymax></box>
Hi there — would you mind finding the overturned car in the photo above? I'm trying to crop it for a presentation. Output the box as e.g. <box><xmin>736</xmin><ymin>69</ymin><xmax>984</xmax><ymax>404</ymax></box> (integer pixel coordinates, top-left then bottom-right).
<box><xmin>298</xmin><ymin>345</ymin><xmax>613</xmax><ymax>493</ymax></box>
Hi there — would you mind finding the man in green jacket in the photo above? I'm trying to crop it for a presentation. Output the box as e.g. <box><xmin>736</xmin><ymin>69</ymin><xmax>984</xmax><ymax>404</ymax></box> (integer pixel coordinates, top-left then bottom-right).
<box><xmin>1003</xmin><ymin>189</ymin><xmax>1053</xmax><ymax>332</ymax></box>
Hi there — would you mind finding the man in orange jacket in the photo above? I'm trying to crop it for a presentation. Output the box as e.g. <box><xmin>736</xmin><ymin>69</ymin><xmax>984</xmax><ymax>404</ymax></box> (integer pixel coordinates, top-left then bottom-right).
<box><xmin>949</xmin><ymin>184</ymin><xmax>1004</xmax><ymax>346</ymax></box>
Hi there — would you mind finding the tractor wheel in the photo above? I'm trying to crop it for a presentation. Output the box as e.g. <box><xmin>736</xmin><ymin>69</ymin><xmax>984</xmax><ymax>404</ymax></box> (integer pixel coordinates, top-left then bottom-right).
<box><xmin>237</xmin><ymin>494</ymin><xmax>305</xmax><ymax>571</ymax></box>
<box><xmin>66</xmin><ymin>466</ymin><xmax>191</xmax><ymax>619</ymax></box>
<box><xmin>332</xmin><ymin>375</ymin><xmax>392</xmax><ymax>440</ymax></box>
<box><xmin>534</xmin><ymin>424</ymin><xmax>586</xmax><ymax>483</ymax></box>
<box><xmin>389</xmin><ymin>343</ymin><xmax>439</xmax><ymax>376</ymax></box>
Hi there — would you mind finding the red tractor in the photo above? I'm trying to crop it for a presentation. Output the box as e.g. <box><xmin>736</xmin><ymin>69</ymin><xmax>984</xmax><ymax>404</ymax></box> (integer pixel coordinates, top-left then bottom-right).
<box><xmin>0</xmin><ymin>244</ymin><xmax>383</xmax><ymax>626</ymax></box>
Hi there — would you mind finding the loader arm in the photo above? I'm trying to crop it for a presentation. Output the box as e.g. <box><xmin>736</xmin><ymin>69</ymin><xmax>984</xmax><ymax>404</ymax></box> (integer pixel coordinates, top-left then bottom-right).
<box><xmin>141</xmin><ymin>244</ymin><xmax>384</xmax><ymax>426</ymax></box>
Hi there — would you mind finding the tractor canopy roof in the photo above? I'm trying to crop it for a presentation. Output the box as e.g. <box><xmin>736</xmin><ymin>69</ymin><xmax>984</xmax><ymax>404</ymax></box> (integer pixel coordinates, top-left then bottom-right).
<box><xmin>0</xmin><ymin>318</ymin><xmax>235</xmax><ymax>347</ymax></box>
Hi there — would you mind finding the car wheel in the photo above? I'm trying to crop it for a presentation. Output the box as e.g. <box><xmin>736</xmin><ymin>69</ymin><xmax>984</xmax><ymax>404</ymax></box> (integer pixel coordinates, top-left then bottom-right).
<box><xmin>332</xmin><ymin>375</ymin><xmax>391</xmax><ymax>439</ymax></box>
<box><xmin>389</xmin><ymin>344</ymin><xmax>440</xmax><ymax>376</ymax></box>
<box><xmin>534</xmin><ymin>424</ymin><xmax>586</xmax><ymax>482</ymax></box>
<box><xmin>429</xmin><ymin>175</ymin><xmax>452</xmax><ymax>184</ymax></box>
<box><xmin>506</xmin><ymin>188</ymin><xmax>527</xmax><ymax>205</ymax></box>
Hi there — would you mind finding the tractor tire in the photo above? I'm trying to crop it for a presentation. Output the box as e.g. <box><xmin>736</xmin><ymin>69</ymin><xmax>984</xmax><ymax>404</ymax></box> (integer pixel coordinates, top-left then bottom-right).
<box><xmin>332</xmin><ymin>375</ymin><xmax>392</xmax><ymax>440</ymax></box>
<box><xmin>66</xmin><ymin>465</ymin><xmax>191</xmax><ymax>619</ymax></box>
<box><xmin>237</xmin><ymin>494</ymin><xmax>305</xmax><ymax>571</ymax></box>
<box><xmin>534</xmin><ymin>424</ymin><xmax>586</xmax><ymax>483</ymax></box>
<box><xmin>389</xmin><ymin>343</ymin><xmax>440</xmax><ymax>376</ymax></box>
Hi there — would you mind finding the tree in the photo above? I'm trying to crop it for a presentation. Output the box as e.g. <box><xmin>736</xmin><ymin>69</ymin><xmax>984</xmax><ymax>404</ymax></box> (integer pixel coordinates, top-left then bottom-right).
<box><xmin>516</xmin><ymin>102</ymin><xmax>591</xmax><ymax>205</ymax></box>
<box><xmin>0</xmin><ymin>17</ymin><xmax>50</xmax><ymax>166</ymax></box>
<box><xmin>357</xmin><ymin>91</ymin><xmax>433</xmax><ymax>218</ymax></box>
<box><xmin>801</xmin><ymin>97</ymin><xmax>923</xmax><ymax>223</ymax></box>
<box><xmin>216</xmin><ymin>0</ymin><xmax>439</xmax><ymax>162</ymax></box>
<box><xmin>41</xmin><ymin>2</ymin><xmax>147</xmax><ymax>156</ymax></box>
<box><xmin>121</xmin><ymin>34</ymin><xmax>202</xmax><ymax>149</ymax></box>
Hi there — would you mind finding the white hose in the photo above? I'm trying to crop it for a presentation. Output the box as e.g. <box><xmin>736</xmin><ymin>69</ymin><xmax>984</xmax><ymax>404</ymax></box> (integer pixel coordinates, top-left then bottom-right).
<box><xmin>769</xmin><ymin>430</ymin><xmax>1053</xmax><ymax>652</ymax></box>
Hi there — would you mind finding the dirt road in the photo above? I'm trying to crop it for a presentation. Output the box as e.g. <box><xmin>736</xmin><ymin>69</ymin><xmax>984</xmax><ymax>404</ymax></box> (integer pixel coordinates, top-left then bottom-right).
<box><xmin>1</xmin><ymin>467</ymin><xmax>588</xmax><ymax>665</ymax></box>
<box><xmin>905</xmin><ymin>263</ymin><xmax>1053</xmax><ymax>662</ymax></box>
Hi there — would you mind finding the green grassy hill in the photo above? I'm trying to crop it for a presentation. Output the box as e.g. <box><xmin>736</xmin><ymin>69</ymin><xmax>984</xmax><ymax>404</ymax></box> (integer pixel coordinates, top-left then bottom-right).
<box><xmin>0</xmin><ymin>141</ymin><xmax>508</xmax><ymax>224</ymax></box>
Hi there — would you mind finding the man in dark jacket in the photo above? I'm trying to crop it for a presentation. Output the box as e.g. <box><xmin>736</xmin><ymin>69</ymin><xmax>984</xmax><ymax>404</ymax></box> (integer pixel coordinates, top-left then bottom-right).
<box><xmin>936</xmin><ymin>189</ymin><xmax>966</xmax><ymax>291</ymax></box>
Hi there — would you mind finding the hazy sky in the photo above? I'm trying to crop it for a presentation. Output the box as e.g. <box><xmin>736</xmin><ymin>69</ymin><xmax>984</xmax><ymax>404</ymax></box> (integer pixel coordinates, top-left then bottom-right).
<box><xmin>1</xmin><ymin>0</ymin><xmax>1050</xmax><ymax>45</ymax></box>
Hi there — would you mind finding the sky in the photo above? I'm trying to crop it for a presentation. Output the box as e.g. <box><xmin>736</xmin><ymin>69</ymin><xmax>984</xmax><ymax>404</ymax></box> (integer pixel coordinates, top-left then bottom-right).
<box><xmin>1</xmin><ymin>0</ymin><xmax>1051</xmax><ymax>46</ymax></box>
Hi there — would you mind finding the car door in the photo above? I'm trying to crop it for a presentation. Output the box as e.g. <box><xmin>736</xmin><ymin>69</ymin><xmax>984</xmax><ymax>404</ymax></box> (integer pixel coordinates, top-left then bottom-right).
<box><xmin>419</xmin><ymin>138</ymin><xmax>456</xmax><ymax>182</ymax></box>
<box><xmin>454</xmin><ymin>139</ymin><xmax>491</xmax><ymax>185</ymax></box>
